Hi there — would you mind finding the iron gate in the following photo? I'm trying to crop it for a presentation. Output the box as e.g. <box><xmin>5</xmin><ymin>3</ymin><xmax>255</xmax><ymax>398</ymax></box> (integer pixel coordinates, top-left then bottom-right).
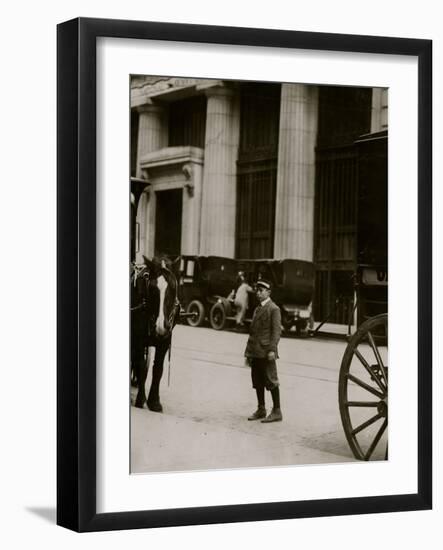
<box><xmin>236</xmin><ymin>159</ymin><xmax>277</xmax><ymax>259</ymax></box>
<box><xmin>314</xmin><ymin>145</ymin><xmax>358</xmax><ymax>324</ymax></box>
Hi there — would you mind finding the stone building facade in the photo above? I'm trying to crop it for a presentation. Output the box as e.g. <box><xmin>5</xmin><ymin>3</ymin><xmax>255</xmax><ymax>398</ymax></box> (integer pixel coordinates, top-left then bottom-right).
<box><xmin>130</xmin><ymin>76</ymin><xmax>388</xmax><ymax>324</ymax></box>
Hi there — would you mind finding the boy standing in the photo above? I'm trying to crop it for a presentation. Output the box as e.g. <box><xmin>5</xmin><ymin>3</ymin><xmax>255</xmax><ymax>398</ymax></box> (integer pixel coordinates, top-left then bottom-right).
<box><xmin>244</xmin><ymin>279</ymin><xmax>283</xmax><ymax>423</ymax></box>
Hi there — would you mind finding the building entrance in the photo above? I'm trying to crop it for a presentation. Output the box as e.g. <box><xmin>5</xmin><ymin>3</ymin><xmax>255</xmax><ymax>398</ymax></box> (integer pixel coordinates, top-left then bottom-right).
<box><xmin>155</xmin><ymin>189</ymin><xmax>183</xmax><ymax>257</ymax></box>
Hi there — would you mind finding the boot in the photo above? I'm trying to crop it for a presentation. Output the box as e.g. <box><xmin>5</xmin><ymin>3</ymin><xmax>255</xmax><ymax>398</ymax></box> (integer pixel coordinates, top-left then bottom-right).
<box><xmin>248</xmin><ymin>406</ymin><xmax>266</xmax><ymax>420</ymax></box>
<box><xmin>261</xmin><ymin>407</ymin><xmax>283</xmax><ymax>423</ymax></box>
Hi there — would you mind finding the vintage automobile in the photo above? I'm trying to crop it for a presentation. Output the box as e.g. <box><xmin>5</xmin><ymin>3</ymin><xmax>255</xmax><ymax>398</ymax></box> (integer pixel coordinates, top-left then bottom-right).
<box><xmin>208</xmin><ymin>258</ymin><xmax>315</xmax><ymax>334</ymax></box>
<box><xmin>173</xmin><ymin>255</ymin><xmax>239</xmax><ymax>327</ymax></box>
<box><xmin>173</xmin><ymin>255</ymin><xmax>315</xmax><ymax>335</ymax></box>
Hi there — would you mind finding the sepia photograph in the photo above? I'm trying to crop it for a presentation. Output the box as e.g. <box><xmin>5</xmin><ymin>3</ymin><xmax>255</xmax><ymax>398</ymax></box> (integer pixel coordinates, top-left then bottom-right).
<box><xmin>129</xmin><ymin>75</ymin><xmax>388</xmax><ymax>474</ymax></box>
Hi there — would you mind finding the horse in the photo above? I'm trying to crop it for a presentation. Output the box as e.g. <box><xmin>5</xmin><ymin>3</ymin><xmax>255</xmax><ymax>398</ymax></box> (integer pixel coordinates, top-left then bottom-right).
<box><xmin>131</xmin><ymin>256</ymin><xmax>180</xmax><ymax>412</ymax></box>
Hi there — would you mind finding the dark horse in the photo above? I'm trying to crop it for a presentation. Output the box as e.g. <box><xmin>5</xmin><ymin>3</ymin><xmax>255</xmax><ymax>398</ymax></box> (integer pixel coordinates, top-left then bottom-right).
<box><xmin>131</xmin><ymin>257</ymin><xmax>180</xmax><ymax>412</ymax></box>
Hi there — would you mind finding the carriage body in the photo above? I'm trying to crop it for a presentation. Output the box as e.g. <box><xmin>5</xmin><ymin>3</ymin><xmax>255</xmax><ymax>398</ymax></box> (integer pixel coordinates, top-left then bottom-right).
<box><xmin>355</xmin><ymin>129</ymin><xmax>388</xmax><ymax>325</ymax></box>
<box><xmin>338</xmin><ymin>130</ymin><xmax>388</xmax><ymax>461</ymax></box>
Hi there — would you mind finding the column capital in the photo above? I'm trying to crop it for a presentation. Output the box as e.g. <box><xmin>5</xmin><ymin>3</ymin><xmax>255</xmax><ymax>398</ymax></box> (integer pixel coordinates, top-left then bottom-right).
<box><xmin>197</xmin><ymin>81</ymin><xmax>237</xmax><ymax>98</ymax></box>
<box><xmin>136</xmin><ymin>103</ymin><xmax>165</xmax><ymax>115</ymax></box>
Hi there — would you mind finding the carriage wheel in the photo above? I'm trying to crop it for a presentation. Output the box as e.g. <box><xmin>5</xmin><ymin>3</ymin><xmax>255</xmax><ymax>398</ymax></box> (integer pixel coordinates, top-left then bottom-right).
<box><xmin>339</xmin><ymin>313</ymin><xmax>388</xmax><ymax>461</ymax></box>
<box><xmin>186</xmin><ymin>300</ymin><xmax>205</xmax><ymax>327</ymax></box>
<box><xmin>209</xmin><ymin>302</ymin><xmax>227</xmax><ymax>330</ymax></box>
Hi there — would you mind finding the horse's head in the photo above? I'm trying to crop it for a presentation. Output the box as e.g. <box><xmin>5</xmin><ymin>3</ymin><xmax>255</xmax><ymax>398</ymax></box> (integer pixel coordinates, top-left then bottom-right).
<box><xmin>131</xmin><ymin>262</ymin><xmax>151</xmax><ymax>306</ymax></box>
<box><xmin>142</xmin><ymin>256</ymin><xmax>179</xmax><ymax>338</ymax></box>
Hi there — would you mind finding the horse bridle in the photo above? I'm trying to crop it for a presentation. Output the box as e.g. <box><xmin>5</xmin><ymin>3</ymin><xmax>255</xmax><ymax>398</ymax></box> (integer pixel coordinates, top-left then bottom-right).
<box><xmin>130</xmin><ymin>263</ymin><xmax>150</xmax><ymax>312</ymax></box>
<box><xmin>130</xmin><ymin>263</ymin><xmax>179</xmax><ymax>335</ymax></box>
<box><xmin>157</xmin><ymin>266</ymin><xmax>180</xmax><ymax>337</ymax></box>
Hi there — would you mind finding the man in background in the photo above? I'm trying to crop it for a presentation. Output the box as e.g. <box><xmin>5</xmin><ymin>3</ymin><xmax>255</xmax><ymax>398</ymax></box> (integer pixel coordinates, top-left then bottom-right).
<box><xmin>228</xmin><ymin>271</ymin><xmax>252</xmax><ymax>331</ymax></box>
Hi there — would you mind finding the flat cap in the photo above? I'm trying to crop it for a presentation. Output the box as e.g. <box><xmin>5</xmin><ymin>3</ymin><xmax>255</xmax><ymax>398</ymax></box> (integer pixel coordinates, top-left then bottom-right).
<box><xmin>256</xmin><ymin>279</ymin><xmax>271</xmax><ymax>290</ymax></box>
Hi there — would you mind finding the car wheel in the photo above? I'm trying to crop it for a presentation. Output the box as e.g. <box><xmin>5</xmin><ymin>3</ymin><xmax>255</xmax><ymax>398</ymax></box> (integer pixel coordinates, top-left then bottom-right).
<box><xmin>186</xmin><ymin>300</ymin><xmax>205</xmax><ymax>327</ymax></box>
<box><xmin>209</xmin><ymin>302</ymin><xmax>227</xmax><ymax>330</ymax></box>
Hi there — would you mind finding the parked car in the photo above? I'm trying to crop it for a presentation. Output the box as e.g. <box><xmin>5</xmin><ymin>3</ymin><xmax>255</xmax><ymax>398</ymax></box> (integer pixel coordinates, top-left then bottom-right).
<box><xmin>173</xmin><ymin>255</ymin><xmax>239</xmax><ymax>327</ymax></box>
<box><xmin>174</xmin><ymin>256</ymin><xmax>315</xmax><ymax>335</ymax></box>
<box><xmin>209</xmin><ymin>258</ymin><xmax>315</xmax><ymax>334</ymax></box>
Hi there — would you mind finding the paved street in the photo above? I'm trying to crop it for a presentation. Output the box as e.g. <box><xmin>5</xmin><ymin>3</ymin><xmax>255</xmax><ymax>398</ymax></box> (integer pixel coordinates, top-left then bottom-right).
<box><xmin>131</xmin><ymin>325</ymin><xmax>359</xmax><ymax>473</ymax></box>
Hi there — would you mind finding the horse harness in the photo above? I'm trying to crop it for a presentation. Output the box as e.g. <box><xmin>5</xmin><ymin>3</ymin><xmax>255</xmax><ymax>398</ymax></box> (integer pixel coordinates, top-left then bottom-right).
<box><xmin>131</xmin><ymin>262</ymin><xmax>180</xmax><ymax>385</ymax></box>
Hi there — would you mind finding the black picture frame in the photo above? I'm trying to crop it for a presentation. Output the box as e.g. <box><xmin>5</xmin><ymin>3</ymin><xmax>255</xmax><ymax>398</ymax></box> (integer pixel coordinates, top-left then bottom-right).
<box><xmin>57</xmin><ymin>17</ymin><xmax>432</xmax><ymax>532</ymax></box>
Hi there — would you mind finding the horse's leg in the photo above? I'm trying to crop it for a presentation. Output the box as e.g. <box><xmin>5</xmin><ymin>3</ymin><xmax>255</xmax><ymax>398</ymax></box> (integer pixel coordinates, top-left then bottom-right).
<box><xmin>130</xmin><ymin>335</ymin><xmax>138</xmax><ymax>387</ymax></box>
<box><xmin>134</xmin><ymin>342</ymin><xmax>148</xmax><ymax>408</ymax></box>
<box><xmin>147</xmin><ymin>338</ymin><xmax>169</xmax><ymax>412</ymax></box>
<box><xmin>130</xmin><ymin>317</ymin><xmax>137</xmax><ymax>386</ymax></box>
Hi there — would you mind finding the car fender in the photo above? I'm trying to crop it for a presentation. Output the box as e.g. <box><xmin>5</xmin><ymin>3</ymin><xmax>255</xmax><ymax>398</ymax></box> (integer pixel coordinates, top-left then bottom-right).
<box><xmin>212</xmin><ymin>296</ymin><xmax>233</xmax><ymax>313</ymax></box>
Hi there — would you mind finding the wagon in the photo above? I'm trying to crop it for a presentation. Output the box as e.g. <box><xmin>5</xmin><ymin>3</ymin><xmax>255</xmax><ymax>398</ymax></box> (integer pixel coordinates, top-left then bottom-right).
<box><xmin>338</xmin><ymin>130</ymin><xmax>388</xmax><ymax>461</ymax></box>
<box><xmin>208</xmin><ymin>258</ymin><xmax>315</xmax><ymax>335</ymax></box>
<box><xmin>338</xmin><ymin>265</ymin><xmax>388</xmax><ymax>461</ymax></box>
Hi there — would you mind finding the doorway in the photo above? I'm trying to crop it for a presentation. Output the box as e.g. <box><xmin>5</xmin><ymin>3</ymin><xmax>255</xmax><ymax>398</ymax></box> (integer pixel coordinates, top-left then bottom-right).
<box><xmin>155</xmin><ymin>189</ymin><xmax>183</xmax><ymax>257</ymax></box>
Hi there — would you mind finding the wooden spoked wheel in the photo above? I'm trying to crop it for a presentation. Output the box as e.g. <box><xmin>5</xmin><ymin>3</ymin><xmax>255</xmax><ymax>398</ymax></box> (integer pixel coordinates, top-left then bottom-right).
<box><xmin>339</xmin><ymin>314</ymin><xmax>388</xmax><ymax>461</ymax></box>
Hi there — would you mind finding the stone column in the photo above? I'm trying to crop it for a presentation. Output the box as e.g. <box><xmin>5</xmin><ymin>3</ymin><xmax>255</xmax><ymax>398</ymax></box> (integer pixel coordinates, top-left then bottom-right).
<box><xmin>199</xmin><ymin>86</ymin><xmax>240</xmax><ymax>257</ymax></box>
<box><xmin>135</xmin><ymin>103</ymin><xmax>167</xmax><ymax>257</ymax></box>
<box><xmin>134</xmin><ymin>191</ymin><xmax>151</xmax><ymax>263</ymax></box>
<box><xmin>371</xmin><ymin>87</ymin><xmax>388</xmax><ymax>132</ymax></box>
<box><xmin>274</xmin><ymin>83</ymin><xmax>318</xmax><ymax>261</ymax></box>
<box><xmin>136</xmin><ymin>104</ymin><xmax>167</xmax><ymax>177</ymax></box>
